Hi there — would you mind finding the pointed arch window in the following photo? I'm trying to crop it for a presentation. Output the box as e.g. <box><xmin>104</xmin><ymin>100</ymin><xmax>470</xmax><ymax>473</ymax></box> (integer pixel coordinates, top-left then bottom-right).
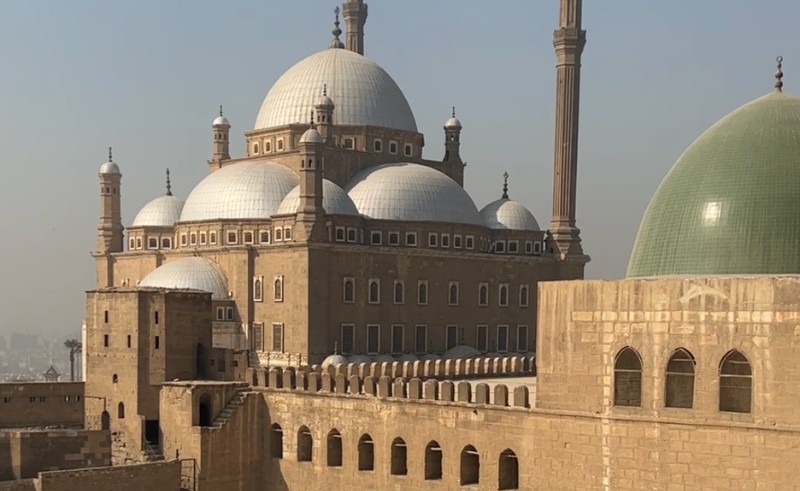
<box><xmin>297</xmin><ymin>426</ymin><xmax>312</xmax><ymax>462</ymax></box>
<box><xmin>274</xmin><ymin>276</ymin><xmax>284</xmax><ymax>302</ymax></box>
<box><xmin>478</xmin><ymin>283</ymin><xmax>489</xmax><ymax>306</ymax></box>
<box><xmin>343</xmin><ymin>277</ymin><xmax>355</xmax><ymax>303</ymax></box>
<box><xmin>327</xmin><ymin>429</ymin><xmax>342</xmax><ymax>467</ymax></box>
<box><xmin>719</xmin><ymin>350</ymin><xmax>752</xmax><ymax>413</ymax></box>
<box><xmin>368</xmin><ymin>279</ymin><xmax>380</xmax><ymax>304</ymax></box>
<box><xmin>117</xmin><ymin>402</ymin><xmax>125</xmax><ymax>419</ymax></box>
<box><xmin>270</xmin><ymin>424</ymin><xmax>283</xmax><ymax>459</ymax></box>
<box><xmin>393</xmin><ymin>280</ymin><xmax>404</xmax><ymax>304</ymax></box>
<box><xmin>390</xmin><ymin>437</ymin><xmax>407</xmax><ymax>475</ymax></box>
<box><xmin>498</xmin><ymin>449</ymin><xmax>519</xmax><ymax>490</ymax></box>
<box><xmin>519</xmin><ymin>285</ymin><xmax>529</xmax><ymax>307</ymax></box>
<box><xmin>665</xmin><ymin>348</ymin><xmax>695</xmax><ymax>408</ymax></box>
<box><xmin>460</xmin><ymin>445</ymin><xmax>480</xmax><ymax>485</ymax></box>
<box><xmin>499</xmin><ymin>284</ymin><xmax>509</xmax><ymax>307</ymax></box>
<box><xmin>358</xmin><ymin>434</ymin><xmax>374</xmax><ymax>471</ymax></box>
<box><xmin>253</xmin><ymin>276</ymin><xmax>263</xmax><ymax>302</ymax></box>
<box><xmin>614</xmin><ymin>347</ymin><xmax>642</xmax><ymax>407</ymax></box>
<box><xmin>425</xmin><ymin>441</ymin><xmax>442</xmax><ymax>480</ymax></box>
<box><xmin>449</xmin><ymin>281</ymin><xmax>459</xmax><ymax>306</ymax></box>
<box><xmin>417</xmin><ymin>280</ymin><xmax>428</xmax><ymax>305</ymax></box>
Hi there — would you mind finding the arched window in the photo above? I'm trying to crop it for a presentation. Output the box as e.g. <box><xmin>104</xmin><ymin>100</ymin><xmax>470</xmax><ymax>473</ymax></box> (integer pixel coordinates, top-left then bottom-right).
<box><xmin>327</xmin><ymin>429</ymin><xmax>342</xmax><ymax>467</ymax></box>
<box><xmin>297</xmin><ymin>426</ymin><xmax>313</xmax><ymax>462</ymax></box>
<box><xmin>519</xmin><ymin>285</ymin><xmax>529</xmax><ymax>307</ymax></box>
<box><xmin>498</xmin><ymin>449</ymin><xmax>519</xmax><ymax>490</ymax></box>
<box><xmin>417</xmin><ymin>281</ymin><xmax>428</xmax><ymax>305</ymax></box>
<box><xmin>719</xmin><ymin>350</ymin><xmax>752</xmax><ymax>413</ymax></box>
<box><xmin>369</xmin><ymin>280</ymin><xmax>380</xmax><ymax>304</ymax></box>
<box><xmin>394</xmin><ymin>281</ymin><xmax>404</xmax><ymax>304</ymax></box>
<box><xmin>253</xmin><ymin>278</ymin><xmax>262</xmax><ymax>302</ymax></box>
<box><xmin>460</xmin><ymin>445</ymin><xmax>480</xmax><ymax>485</ymax></box>
<box><xmin>274</xmin><ymin>277</ymin><xmax>283</xmax><ymax>302</ymax></box>
<box><xmin>665</xmin><ymin>348</ymin><xmax>695</xmax><ymax>408</ymax></box>
<box><xmin>478</xmin><ymin>284</ymin><xmax>488</xmax><ymax>306</ymax></box>
<box><xmin>112</xmin><ymin>373</ymin><xmax>118</xmax><ymax>384</ymax></box>
<box><xmin>270</xmin><ymin>424</ymin><xmax>283</xmax><ymax>459</ymax></box>
<box><xmin>390</xmin><ymin>437</ymin><xmax>407</xmax><ymax>475</ymax></box>
<box><xmin>100</xmin><ymin>410</ymin><xmax>110</xmax><ymax>431</ymax></box>
<box><xmin>449</xmin><ymin>282</ymin><xmax>459</xmax><ymax>305</ymax></box>
<box><xmin>358</xmin><ymin>434</ymin><xmax>374</xmax><ymax>471</ymax></box>
<box><xmin>614</xmin><ymin>347</ymin><xmax>642</xmax><ymax>407</ymax></box>
<box><xmin>499</xmin><ymin>284</ymin><xmax>509</xmax><ymax>306</ymax></box>
<box><xmin>343</xmin><ymin>278</ymin><xmax>355</xmax><ymax>303</ymax></box>
<box><xmin>425</xmin><ymin>440</ymin><xmax>442</xmax><ymax>480</ymax></box>
<box><xmin>117</xmin><ymin>402</ymin><xmax>125</xmax><ymax>419</ymax></box>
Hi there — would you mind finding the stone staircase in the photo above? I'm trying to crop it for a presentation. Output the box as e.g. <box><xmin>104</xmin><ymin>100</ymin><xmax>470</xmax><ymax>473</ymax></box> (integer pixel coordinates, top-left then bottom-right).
<box><xmin>211</xmin><ymin>390</ymin><xmax>248</xmax><ymax>429</ymax></box>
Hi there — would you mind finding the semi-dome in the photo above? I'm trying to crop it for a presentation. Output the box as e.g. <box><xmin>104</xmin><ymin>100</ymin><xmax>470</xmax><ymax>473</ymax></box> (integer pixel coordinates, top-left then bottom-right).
<box><xmin>139</xmin><ymin>257</ymin><xmax>229</xmax><ymax>300</ymax></box>
<box><xmin>131</xmin><ymin>195</ymin><xmax>185</xmax><ymax>228</ymax></box>
<box><xmin>480</xmin><ymin>198</ymin><xmax>540</xmax><ymax>231</ymax></box>
<box><xmin>275</xmin><ymin>179</ymin><xmax>360</xmax><ymax>216</ymax></box>
<box><xmin>254</xmin><ymin>49</ymin><xmax>417</xmax><ymax>132</ymax></box>
<box><xmin>628</xmin><ymin>90</ymin><xmax>800</xmax><ymax>277</ymax></box>
<box><xmin>180</xmin><ymin>162</ymin><xmax>299</xmax><ymax>222</ymax></box>
<box><xmin>345</xmin><ymin>163</ymin><xmax>483</xmax><ymax>225</ymax></box>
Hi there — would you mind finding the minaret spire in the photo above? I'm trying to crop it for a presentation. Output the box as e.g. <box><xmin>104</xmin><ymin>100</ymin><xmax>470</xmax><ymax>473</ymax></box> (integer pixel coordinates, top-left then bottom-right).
<box><xmin>342</xmin><ymin>0</ymin><xmax>367</xmax><ymax>55</ymax></box>
<box><xmin>775</xmin><ymin>56</ymin><xmax>784</xmax><ymax>92</ymax></box>
<box><xmin>549</xmin><ymin>0</ymin><xmax>587</xmax><ymax>260</ymax></box>
<box><xmin>330</xmin><ymin>7</ymin><xmax>344</xmax><ymax>49</ymax></box>
<box><xmin>165</xmin><ymin>168</ymin><xmax>172</xmax><ymax>196</ymax></box>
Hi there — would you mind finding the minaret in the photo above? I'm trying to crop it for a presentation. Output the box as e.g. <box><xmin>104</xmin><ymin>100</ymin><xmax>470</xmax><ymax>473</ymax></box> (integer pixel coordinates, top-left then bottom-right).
<box><xmin>443</xmin><ymin>107</ymin><xmax>462</xmax><ymax>163</ymax></box>
<box><xmin>96</xmin><ymin>147</ymin><xmax>124</xmax><ymax>254</ymax></box>
<box><xmin>315</xmin><ymin>85</ymin><xmax>335</xmax><ymax>143</ymax></box>
<box><xmin>295</xmin><ymin>113</ymin><xmax>326</xmax><ymax>242</ymax></box>
<box><xmin>210</xmin><ymin>106</ymin><xmax>231</xmax><ymax>172</ymax></box>
<box><xmin>342</xmin><ymin>0</ymin><xmax>367</xmax><ymax>55</ymax></box>
<box><xmin>549</xmin><ymin>0</ymin><xmax>586</xmax><ymax>259</ymax></box>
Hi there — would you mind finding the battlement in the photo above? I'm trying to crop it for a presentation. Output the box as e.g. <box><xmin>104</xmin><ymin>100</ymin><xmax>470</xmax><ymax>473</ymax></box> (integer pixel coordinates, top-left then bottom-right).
<box><xmin>246</xmin><ymin>355</ymin><xmax>534</xmax><ymax>409</ymax></box>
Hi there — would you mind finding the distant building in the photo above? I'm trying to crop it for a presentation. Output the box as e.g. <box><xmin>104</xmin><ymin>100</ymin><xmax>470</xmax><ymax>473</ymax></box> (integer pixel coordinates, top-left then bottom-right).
<box><xmin>43</xmin><ymin>365</ymin><xmax>60</xmax><ymax>382</ymax></box>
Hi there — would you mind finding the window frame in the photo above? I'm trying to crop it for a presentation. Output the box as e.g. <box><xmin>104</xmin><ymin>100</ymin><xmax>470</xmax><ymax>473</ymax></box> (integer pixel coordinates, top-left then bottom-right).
<box><xmin>368</xmin><ymin>278</ymin><xmax>380</xmax><ymax>304</ymax></box>
<box><xmin>366</xmin><ymin>324</ymin><xmax>380</xmax><ymax>355</ymax></box>
<box><xmin>414</xmin><ymin>324</ymin><xmax>428</xmax><ymax>354</ymax></box>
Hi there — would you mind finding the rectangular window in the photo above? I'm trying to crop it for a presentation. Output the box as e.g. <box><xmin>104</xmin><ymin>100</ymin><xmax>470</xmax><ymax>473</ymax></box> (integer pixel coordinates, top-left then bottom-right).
<box><xmin>226</xmin><ymin>307</ymin><xmax>234</xmax><ymax>320</ymax></box>
<box><xmin>129</xmin><ymin>238</ymin><xmax>135</xmax><ymax>250</ymax></box>
<box><xmin>391</xmin><ymin>324</ymin><xmax>404</xmax><ymax>354</ymax></box>
<box><xmin>103</xmin><ymin>335</ymin><xmax>109</xmax><ymax>348</ymax></box>
<box><xmin>275</xmin><ymin>228</ymin><xmax>283</xmax><ymax>241</ymax></box>
<box><xmin>260</xmin><ymin>231</ymin><xmax>270</xmax><ymax>244</ymax></box>
<box><xmin>388</xmin><ymin>232</ymin><xmax>400</xmax><ymax>245</ymax></box>
<box><xmin>180</xmin><ymin>234</ymin><xmax>187</xmax><ymax>246</ymax></box>
<box><xmin>497</xmin><ymin>325</ymin><xmax>509</xmax><ymax>353</ymax></box>
<box><xmin>154</xmin><ymin>336</ymin><xmax>160</xmax><ymax>350</ymax></box>
<box><xmin>370</xmin><ymin>231</ymin><xmax>382</xmax><ymax>245</ymax></box>
<box><xmin>227</xmin><ymin>232</ymin><xmax>238</xmax><ymax>245</ymax></box>
<box><xmin>104</xmin><ymin>310</ymin><xmax>109</xmax><ymax>323</ymax></box>
<box><xmin>341</xmin><ymin>324</ymin><xmax>355</xmax><ymax>354</ymax></box>
<box><xmin>190</xmin><ymin>233</ymin><xmax>197</xmax><ymax>245</ymax></box>
<box><xmin>476</xmin><ymin>325</ymin><xmax>488</xmax><ymax>352</ymax></box>
<box><xmin>534</xmin><ymin>241</ymin><xmax>542</xmax><ymax>254</ymax></box>
<box><xmin>389</xmin><ymin>141</ymin><xmax>398</xmax><ymax>154</ymax></box>
<box><xmin>272</xmin><ymin>323</ymin><xmax>283</xmax><ymax>352</ymax></box>
<box><xmin>244</xmin><ymin>231</ymin><xmax>254</xmax><ymax>244</ymax></box>
<box><xmin>404</xmin><ymin>143</ymin><xmax>413</xmax><ymax>157</ymax></box>
<box><xmin>446</xmin><ymin>325</ymin><xmax>458</xmax><ymax>351</ymax></box>
<box><xmin>347</xmin><ymin>228</ymin><xmax>357</xmax><ymax>243</ymax></box>
<box><xmin>200</xmin><ymin>232</ymin><xmax>207</xmax><ymax>245</ymax></box>
<box><xmin>335</xmin><ymin>227</ymin><xmax>346</xmax><ymax>242</ymax></box>
<box><xmin>428</xmin><ymin>233</ymin><xmax>438</xmax><ymax>248</ymax></box>
<box><xmin>216</xmin><ymin>307</ymin><xmax>224</xmax><ymax>321</ymax></box>
<box><xmin>441</xmin><ymin>234</ymin><xmax>450</xmax><ymax>248</ymax></box>
<box><xmin>136</xmin><ymin>237</ymin><xmax>142</xmax><ymax>249</ymax></box>
<box><xmin>525</xmin><ymin>241</ymin><xmax>533</xmax><ymax>254</ymax></box>
<box><xmin>253</xmin><ymin>323</ymin><xmax>263</xmax><ymax>352</ymax></box>
<box><xmin>405</xmin><ymin>232</ymin><xmax>417</xmax><ymax>247</ymax></box>
<box><xmin>127</xmin><ymin>335</ymin><xmax>131</xmax><ymax>348</ymax></box>
<box><xmin>366</xmin><ymin>324</ymin><xmax>380</xmax><ymax>354</ymax></box>
<box><xmin>161</xmin><ymin>238</ymin><xmax>171</xmax><ymax>249</ymax></box>
<box><xmin>344</xmin><ymin>138</ymin><xmax>354</xmax><ymax>149</ymax></box>
<box><xmin>453</xmin><ymin>235</ymin><xmax>462</xmax><ymax>249</ymax></box>
<box><xmin>373</xmin><ymin>139</ymin><xmax>383</xmax><ymax>152</ymax></box>
<box><xmin>495</xmin><ymin>241</ymin><xmax>506</xmax><ymax>253</ymax></box>
<box><xmin>508</xmin><ymin>241</ymin><xmax>519</xmax><ymax>253</ymax></box>
<box><xmin>414</xmin><ymin>324</ymin><xmax>427</xmax><ymax>354</ymax></box>
<box><xmin>368</xmin><ymin>279</ymin><xmax>380</xmax><ymax>304</ymax></box>
<box><xmin>284</xmin><ymin>227</ymin><xmax>292</xmax><ymax>241</ymax></box>
<box><xmin>209</xmin><ymin>232</ymin><xmax>217</xmax><ymax>245</ymax></box>
<box><xmin>465</xmin><ymin>235</ymin><xmax>474</xmax><ymax>250</ymax></box>
<box><xmin>517</xmin><ymin>325</ymin><xmax>529</xmax><ymax>353</ymax></box>
<box><xmin>148</xmin><ymin>237</ymin><xmax>158</xmax><ymax>249</ymax></box>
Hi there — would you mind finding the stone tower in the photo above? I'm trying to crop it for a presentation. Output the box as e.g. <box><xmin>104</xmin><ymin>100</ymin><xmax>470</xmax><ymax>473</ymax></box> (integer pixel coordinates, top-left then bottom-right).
<box><xmin>315</xmin><ymin>86</ymin><xmax>335</xmax><ymax>143</ymax></box>
<box><xmin>295</xmin><ymin>122</ymin><xmax>326</xmax><ymax>242</ymax></box>
<box><xmin>343</xmin><ymin>0</ymin><xmax>367</xmax><ymax>55</ymax></box>
<box><xmin>549</xmin><ymin>0</ymin><xmax>586</xmax><ymax>259</ymax></box>
<box><xmin>443</xmin><ymin>107</ymin><xmax>462</xmax><ymax>164</ymax></box>
<box><xmin>210</xmin><ymin>106</ymin><xmax>231</xmax><ymax>172</ymax></box>
<box><xmin>96</xmin><ymin>148</ymin><xmax>123</xmax><ymax>255</ymax></box>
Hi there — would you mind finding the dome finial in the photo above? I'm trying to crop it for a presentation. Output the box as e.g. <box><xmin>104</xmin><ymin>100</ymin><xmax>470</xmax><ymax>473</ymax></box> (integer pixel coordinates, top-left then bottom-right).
<box><xmin>334</xmin><ymin>342</ymin><xmax>339</xmax><ymax>355</ymax></box>
<box><xmin>775</xmin><ymin>56</ymin><xmax>784</xmax><ymax>92</ymax></box>
<box><xmin>502</xmin><ymin>172</ymin><xmax>509</xmax><ymax>199</ymax></box>
<box><xmin>107</xmin><ymin>147</ymin><xmax>113</xmax><ymax>162</ymax></box>
<box><xmin>166</xmin><ymin>168</ymin><xmax>172</xmax><ymax>196</ymax></box>
<box><xmin>452</xmin><ymin>106</ymin><xmax>456</xmax><ymax>118</ymax></box>
<box><xmin>309</xmin><ymin>110</ymin><xmax>316</xmax><ymax>129</ymax></box>
<box><xmin>323</xmin><ymin>84</ymin><xmax>328</xmax><ymax>97</ymax></box>
<box><xmin>330</xmin><ymin>7</ymin><xmax>344</xmax><ymax>49</ymax></box>
<box><xmin>219</xmin><ymin>105</ymin><xmax>224</xmax><ymax>117</ymax></box>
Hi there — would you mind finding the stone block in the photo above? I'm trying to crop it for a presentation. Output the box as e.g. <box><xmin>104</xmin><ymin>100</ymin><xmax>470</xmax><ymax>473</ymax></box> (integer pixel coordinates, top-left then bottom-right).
<box><xmin>378</xmin><ymin>376</ymin><xmax>392</xmax><ymax>397</ymax></box>
<box><xmin>457</xmin><ymin>381</ymin><xmax>472</xmax><ymax>403</ymax></box>
<box><xmin>494</xmin><ymin>384</ymin><xmax>509</xmax><ymax>406</ymax></box>
<box><xmin>321</xmin><ymin>373</ymin><xmax>333</xmax><ymax>393</ymax></box>
<box><xmin>513</xmin><ymin>385</ymin><xmax>529</xmax><ymax>408</ymax></box>
<box><xmin>393</xmin><ymin>378</ymin><xmax>407</xmax><ymax>398</ymax></box>
<box><xmin>363</xmin><ymin>376</ymin><xmax>376</xmax><ymax>396</ymax></box>
<box><xmin>440</xmin><ymin>381</ymin><xmax>455</xmax><ymax>402</ymax></box>
<box><xmin>423</xmin><ymin>379</ymin><xmax>438</xmax><ymax>400</ymax></box>
<box><xmin>475</xmin><ymin>383</ymin><xmax>489</xmax><ymax>404</ymax></box>
<box><xmin>335</xmin><ymin>374</ymin><xmax>347</xmax><ymax>394</ymax></box>
<box><xmin>348</xmin><ymin>375</ymin><xmax>362</xmax><ymax>395</ymax></box>
<box><xmin>268</xmin><ymin>368</ymin><xmax>283</xmax><ymax>389</ymax></box>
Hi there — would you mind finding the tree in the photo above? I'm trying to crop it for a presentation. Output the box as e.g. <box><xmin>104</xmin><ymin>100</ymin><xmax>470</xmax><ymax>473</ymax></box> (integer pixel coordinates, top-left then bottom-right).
<box><xmin>64</xmin><ymin>339</ymin><xmax>82</xmax><ymax>382</ymax></box>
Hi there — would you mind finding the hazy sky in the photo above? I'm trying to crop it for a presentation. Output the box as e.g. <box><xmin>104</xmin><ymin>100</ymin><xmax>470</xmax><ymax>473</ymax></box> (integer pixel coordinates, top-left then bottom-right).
<box><xmin>0</xmin><ymin>1</ymin><xmax>797</xmax><ymax>337</ymax></box>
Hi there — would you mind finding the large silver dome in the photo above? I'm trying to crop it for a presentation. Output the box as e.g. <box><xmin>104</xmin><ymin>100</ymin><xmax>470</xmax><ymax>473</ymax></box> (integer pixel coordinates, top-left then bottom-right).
<box><xmin>254</xmin><ymin>49</ymin><xmax>417</xmax><ymax>132</ymax></box>
<box><xmin>275</xmin><ymin>179</ymin><xmax>360</xmax><ymax>216</ymax></box>
<box><xmin>180</xmin><ymin>162</ymin><xmax>299</xmax><ymax>222</ymax></box>
<box><xmin>480</xmin><ymin>198</ymin><xmax>540</xmax><ymax>231</ymax></box>
<box><xmin>345</xmin><ymin>163</ymin><xmax>482</xmax><ymax>225</ymax></box>
<box><xmin>131</xmin><ymin>195</ymin><xmax>185</xmax><ymax>228</ymax></box>
<box><xmin>139</xmin><ymin>257</ymin><xmax>229</xmax><ymax>300</ymax></box>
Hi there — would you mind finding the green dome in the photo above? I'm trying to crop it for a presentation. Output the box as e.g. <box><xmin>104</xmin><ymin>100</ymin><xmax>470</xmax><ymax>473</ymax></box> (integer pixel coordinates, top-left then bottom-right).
<box><xmin>628</xmin><ymin>90</ymin><xmax>800</xmax><ymax>277</ymax></box>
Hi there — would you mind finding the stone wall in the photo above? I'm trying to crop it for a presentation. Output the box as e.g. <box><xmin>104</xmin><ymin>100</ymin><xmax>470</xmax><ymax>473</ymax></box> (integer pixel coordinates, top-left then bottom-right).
<box><xmin>36</xmin><ymin>460</ymin><xmax>181</xmax><ymax>491</ymax></box>
<box><xmin>0</xmin><ymin>383</ymin><xmax>83</xmax><ymax>428</ymax></box>
<box><xmin>0</xmin><ymin>430</ymin><xmax>109</xmax><ymax>481</ymax></box>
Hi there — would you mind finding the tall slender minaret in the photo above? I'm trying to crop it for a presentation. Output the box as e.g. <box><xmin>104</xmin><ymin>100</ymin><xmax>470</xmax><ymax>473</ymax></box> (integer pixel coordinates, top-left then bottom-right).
<box><xmin>342</xmin><ymin>0</ymin><xmax>367</xmax><ymax>55</ymax></box>
<box><xmin>295</xmin><ymin>114</ymin><xmax>326</xmax><ymax>242</ymax></box>
<box><xmin>210</xmin><ymin>106</ymin><xmax>231</xmax><ymax>172</ymax></box>
<box><xmin>96</xmin><ymin>147</ymin><xmax>124</xmax><ymax>254</ymax></box>
<box><xmin>549</xmin><ymin>0</ymin><xmax>586</xmax><ymax>259</ymax></box>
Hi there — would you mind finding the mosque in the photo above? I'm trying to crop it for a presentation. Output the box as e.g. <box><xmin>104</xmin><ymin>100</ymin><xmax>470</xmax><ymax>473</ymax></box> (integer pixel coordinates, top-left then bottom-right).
<box><xmin>3</xmin><ymin>1</ymin><xmax>800</xmax><ymax>490</ymax></box>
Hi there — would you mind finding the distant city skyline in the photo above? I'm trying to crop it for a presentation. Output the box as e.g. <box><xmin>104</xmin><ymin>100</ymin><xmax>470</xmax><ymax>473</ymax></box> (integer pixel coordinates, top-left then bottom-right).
<box><xmin>0</xmin><ymin>0</ymin><xmax>798</xmax><ymax>336</ymax></box>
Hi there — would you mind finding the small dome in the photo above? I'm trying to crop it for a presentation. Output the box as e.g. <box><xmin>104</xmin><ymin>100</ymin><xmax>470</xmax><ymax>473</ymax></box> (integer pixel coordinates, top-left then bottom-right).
<box><xmin>442</xmin><ymin>345</ymin><xmax>480</xmax><ymax>360</ymax></box>
<box><xmin>398</xmin><ymin>353</ymin><xmax>418</xmax><ymax>362</ymax></box>
<box><xmin>347</xmin><ymin>354</ymin><xmax>372</xmax><ymax>364</ymax></box>
<box><xmin>420</xmin><ymin>353</ymin><xmax>440</xmax><ymax>361</ymax></box>
<box><xmin>131</xmin><ymin>195</ymin><xmax>185</xmax><ymax>228</ymax></box>
<box><xmin>345</xmin><ymin>163</ymin><xmax>483</xmax><ymax>225</ymax></box>
<box><xmin>275</xmin><ymin>179</ymin><xmax>360</xmax><ymax>216</ymax></box>
<box><xmin>180</xmin><ymin>161</ymin><xmax>299</xmax><ymax>222</ymax></box>
<box><xmin>316</xmin><ymin>94</ymin><xmax>334</xmax><ymax>107</ymax></box>
<box><xmin>139</xmin><ymin>257</ymin><xmax>228</xmax><ymax>300</ymax></box>
<box><xmin>299</xmin><ymin>128</ymin><xmax>323</xmax><ymax>144</ymax></box>
<box><xmin>373</xmin><ymin>354</ymin><xmax>395</xmax><ymax>363</ymax></box>
<box><xmin>628</xmin><ymin>90</ymin><xmax>800</xmax><ymax>277</ymax></box>
<box><xmin>212</xmin><ymin>115</ymin><xmax>230</xmax><ymax>127</ymax></box>
<box><xmin>444</xmin><ymin>116</ymin><xmax>462</xmax><ymax>129</ymax></box>
<box><xmin>99</xmin><ymin>161</ymin><xmax>120</xmax><ymax>175</ymax></box>
<box><xmin>254</xmin><ymin>49</ymin><xmax>417</xmax><ymax>132</ymax></box>
<box><xmin>480</xmin><ymin>198</ymin><xmax>540</xmax><ymax>231</ymax></box>
<box><xmin>321</xmin><ymin>353</ymin><xmax>348</xmax><ymax>368</ymax></box>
